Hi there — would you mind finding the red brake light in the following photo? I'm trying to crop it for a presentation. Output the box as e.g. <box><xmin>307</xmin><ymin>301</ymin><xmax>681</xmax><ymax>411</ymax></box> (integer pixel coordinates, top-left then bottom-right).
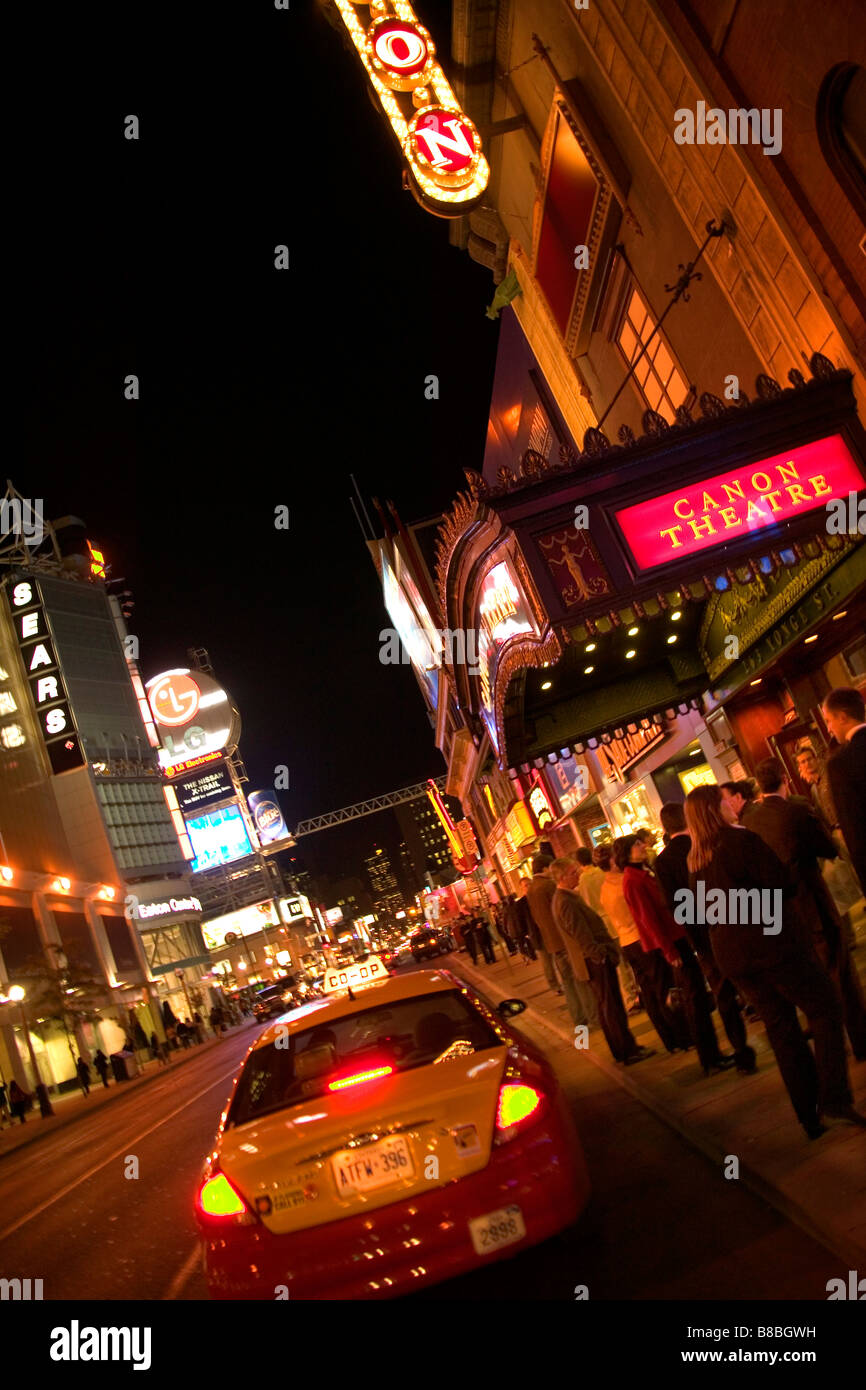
<box><xmin>495</xmin><ymin>1082</ymin><xmax>544</xmax><ymax>1142</ymax></box>
<box><xmin>328</xmin><ymin>1064</ymin><xmax>394</xmax><ymax>1092</ymax></box>
<box><xmin>197</xmin><ymin>1171</ymin><xmax>247</xmax><ymax>1218</ymax></box>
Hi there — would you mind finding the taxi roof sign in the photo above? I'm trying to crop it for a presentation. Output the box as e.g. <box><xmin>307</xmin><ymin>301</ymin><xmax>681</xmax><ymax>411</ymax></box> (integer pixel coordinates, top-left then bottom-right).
<box><xmin>322</xmin><ymin>954</ymin><xmax>388</xmax><ymax>995</ymax></box>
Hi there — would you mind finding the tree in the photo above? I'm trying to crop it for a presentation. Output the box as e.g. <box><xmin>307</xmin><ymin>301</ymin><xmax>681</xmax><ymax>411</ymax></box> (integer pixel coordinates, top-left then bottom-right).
<box><xmin>17</xmin><ymin>945</ymin><xmax>105</xmax><ymax>1069</ymax></box>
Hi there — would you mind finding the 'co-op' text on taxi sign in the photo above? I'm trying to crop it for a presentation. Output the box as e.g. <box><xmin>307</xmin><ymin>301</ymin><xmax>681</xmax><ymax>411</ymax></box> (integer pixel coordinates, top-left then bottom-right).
<box><xmin>323</xmin><ymin>955</ymin><xmax>388</xmax><ymax>994</ymax></box>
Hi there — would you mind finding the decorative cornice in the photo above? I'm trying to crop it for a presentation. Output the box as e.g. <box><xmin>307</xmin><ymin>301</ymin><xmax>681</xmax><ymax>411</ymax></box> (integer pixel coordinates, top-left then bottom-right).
<box><xmin>433</xmin><ymin>489</ymin><xmax>484</xmax><ymax>622</ymax></box>
<box><xmin>478</xmin><ymin>354</ymin><xmax>847</xmax><ymax>498</ymax></box>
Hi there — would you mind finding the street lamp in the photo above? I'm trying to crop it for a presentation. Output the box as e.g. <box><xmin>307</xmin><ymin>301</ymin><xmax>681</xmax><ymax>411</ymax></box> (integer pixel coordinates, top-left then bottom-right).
<box><xmin>0</xmin><ymin>985</ymin><xmax>55</xmax><ymax>1115</ymax></box>
<box><xmin>175</xmin><ymin>968</ymin><xmax>193</xmax><ymax>1019</ymax></box>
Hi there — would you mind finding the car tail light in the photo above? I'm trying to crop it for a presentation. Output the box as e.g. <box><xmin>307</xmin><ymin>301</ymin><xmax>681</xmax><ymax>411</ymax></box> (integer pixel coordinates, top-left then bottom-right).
<box><xmin>196</xmin><ymin>1167</ymin><xmax>257</xmax><ymax>1224</ymax></box>
<box><xmin>327</xmin><ymin>1064</ymin><xmax>394</xmax><ymax>1092</ymax></box>
<box><xmin>494</xmin><ymin>1081</ymin><xmax>545</xmax><ymax>1144</ymax></box>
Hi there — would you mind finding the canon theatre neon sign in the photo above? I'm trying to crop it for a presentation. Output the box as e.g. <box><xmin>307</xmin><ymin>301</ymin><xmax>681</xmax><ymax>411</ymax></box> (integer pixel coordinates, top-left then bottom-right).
<box><xmin>333</xmin><ymin>0</ymin><xmax>489</xmax><ymax>217</ymax></box>
<box><xmin>616</xmin><ymin>434</ymin><xmax>865</xmax><ymax>571</ymax></box>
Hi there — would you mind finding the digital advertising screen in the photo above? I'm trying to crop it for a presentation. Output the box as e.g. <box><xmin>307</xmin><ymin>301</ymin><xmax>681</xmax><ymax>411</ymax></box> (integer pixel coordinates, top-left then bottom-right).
<box><xmin>186</xmin><ymin>803</ymin><xmax>253</xmax><ymax>873</ymax></box>
<box><xmin>381</xmin><ymin>550</ymin><xmax>441</xmax><ymax>710</ymax></box>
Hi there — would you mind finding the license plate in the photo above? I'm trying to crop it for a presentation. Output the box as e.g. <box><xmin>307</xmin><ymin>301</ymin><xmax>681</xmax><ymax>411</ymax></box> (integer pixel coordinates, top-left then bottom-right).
<box><xmin>332</xmin><ymin>1136</ymin><xmax>415</xmax><ymax>1194</ymax></box>
<box><xmin>468</xmin><ymin>1205</ymin><xmax>526</xmax><ymax>1255</ymax></box>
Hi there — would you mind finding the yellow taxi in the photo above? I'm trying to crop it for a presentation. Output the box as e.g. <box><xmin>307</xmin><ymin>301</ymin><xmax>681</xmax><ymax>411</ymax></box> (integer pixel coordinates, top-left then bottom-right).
<box><xmin>195</xmin><ymin>956</ymin><xmax>590</xmax><ymax>1299</ymax></box>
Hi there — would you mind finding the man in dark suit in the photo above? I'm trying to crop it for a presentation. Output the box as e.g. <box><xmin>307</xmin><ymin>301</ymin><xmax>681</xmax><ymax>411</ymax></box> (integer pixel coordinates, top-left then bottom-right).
<box><xmin>822</xmin><ymin>686</ymin><xmax>866</xmax><ymax>897</ymax></box>
<box><xmin>745</xmin><ymin>757</ymin><xmax>866</xmax><ymax>1060</ymax></box>
<box><xmin>656</xmin><ymin>803</ymin><xmax>756</xmax><ymax>1073</ymax></box>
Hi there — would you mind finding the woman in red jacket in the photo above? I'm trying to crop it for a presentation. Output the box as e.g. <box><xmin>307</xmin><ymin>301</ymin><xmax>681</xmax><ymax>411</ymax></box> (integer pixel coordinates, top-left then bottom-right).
<box><xmin>618</xmin><ymin>834</ymin><xmax>735</xmax><ymax>1075</ymax></box>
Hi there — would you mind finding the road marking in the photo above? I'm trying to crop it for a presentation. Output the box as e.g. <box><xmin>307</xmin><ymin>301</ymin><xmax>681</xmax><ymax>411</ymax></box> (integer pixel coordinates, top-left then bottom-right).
<box><xmin>0</xmin><ymin>1063</ymin><xmax>240</xmax><ymax>1244</ymax></box>
<box><xmin>163</xmin><ymin>1243</ymin><xmax>202</xmax><ymax>1301</ymax></box>
<box><xmin>0</xmin><ymin>1041</ymin><xmax>251</xmax><ymax>1173</ymax></box>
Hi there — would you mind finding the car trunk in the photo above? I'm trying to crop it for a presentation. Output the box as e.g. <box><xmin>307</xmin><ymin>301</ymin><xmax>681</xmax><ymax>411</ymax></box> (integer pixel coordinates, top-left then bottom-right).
<box><xmin>219</xmin><ymin>1045</ymin><xmax>508</xmax><ymax>1235</ymax></box>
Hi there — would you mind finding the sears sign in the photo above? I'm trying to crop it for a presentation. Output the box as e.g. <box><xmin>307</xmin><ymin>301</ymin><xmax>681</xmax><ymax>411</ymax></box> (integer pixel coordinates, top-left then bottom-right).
<box><xmin>247</xmin><ymin>790</ymin><xmax>288</xmax><ymax>845</ymax></box>
<box><xmin>7</xmin><ymin>578</ymin><xmax>85</xmax><ymax>774</ymax></box>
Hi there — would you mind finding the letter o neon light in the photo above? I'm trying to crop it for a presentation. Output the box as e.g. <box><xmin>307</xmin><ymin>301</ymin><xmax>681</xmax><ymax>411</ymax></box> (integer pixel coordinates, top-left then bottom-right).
<box><xmin>367</xmin><ymin>18</ymin><xmax>434</xmax><ymax>90</ymax></box>
<box><xmin>375</xmin><ymin>28</ymin><xmax>427</xmax><ymax>72</ymax></box>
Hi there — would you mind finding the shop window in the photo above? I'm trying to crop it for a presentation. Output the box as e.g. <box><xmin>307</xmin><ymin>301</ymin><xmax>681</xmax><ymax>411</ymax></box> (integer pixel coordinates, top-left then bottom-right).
<box><xmin>817</xmin><ymin>63</ymin><xmax>866</xmax><ymax>224</ymax></box>
<box><xmin>616</xmin><ymin>284</ymin><xmax>690</xmax><ymax>424</ymax></box>
<box><xmin>0</xmin><ymin>904</ymin><xmax>43</xmax><ymax>973</ymax></box>
<box><xmin>526</xmin><ymin>401</ymin><xmax>554</xmax><ymax>459</ymax></box>
<box><xmin>102</xmin><ymin>914</ymin><xmax>141</xmax><ymax>976</ymax></box>
<box><xmin>55</xmin><ymin>911</ymin><xmax>103</xmax><ymax>977</ymax></box>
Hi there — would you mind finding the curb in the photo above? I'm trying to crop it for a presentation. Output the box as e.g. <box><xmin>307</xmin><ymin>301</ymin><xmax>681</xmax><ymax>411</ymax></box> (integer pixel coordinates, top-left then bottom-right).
<box><xmin>453</xmin><ymin>953</ymin><xmax>866</xmax><ymax>1272</ymax></box>
<box><xmin>0</xmin><ymin>1026</ymin><xmax>252</xmax><ymax>1163</ymax></box>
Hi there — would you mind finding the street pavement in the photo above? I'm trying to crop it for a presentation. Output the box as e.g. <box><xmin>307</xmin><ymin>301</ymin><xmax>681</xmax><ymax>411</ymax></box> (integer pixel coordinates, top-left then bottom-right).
<box><xmin>445</xmin><ymin>930</ymin><xmax>866</xmax><ymax>1273</ymax></box>
<box><xmin>0</xmin><ymin>1026</ymin><xmax>251</xmax><ymax>1162</ymax></box>
<box><xmin>0</xmin><ymin>1027</ymin><xmax>255</xmax><ymax>1300</ymax></box>
<box><xmin>0</xmin><ymin>980</ymin><xmax>856</xmax><ymax>1300</ymax></box>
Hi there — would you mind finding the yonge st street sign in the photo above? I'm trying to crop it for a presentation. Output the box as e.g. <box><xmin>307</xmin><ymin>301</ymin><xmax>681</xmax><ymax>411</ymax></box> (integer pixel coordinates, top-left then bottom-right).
<box><xmin>332</xmin><ymin>0</ymin><xmax>489</xmax><ymax>217</ymax></box>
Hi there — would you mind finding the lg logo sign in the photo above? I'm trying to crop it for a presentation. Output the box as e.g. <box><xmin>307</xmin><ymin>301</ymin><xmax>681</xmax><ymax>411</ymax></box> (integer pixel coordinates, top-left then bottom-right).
<box><xmin>147</xmin><ymin>672</ymin><xmax>201</xmax><ymax>726</ymax></box>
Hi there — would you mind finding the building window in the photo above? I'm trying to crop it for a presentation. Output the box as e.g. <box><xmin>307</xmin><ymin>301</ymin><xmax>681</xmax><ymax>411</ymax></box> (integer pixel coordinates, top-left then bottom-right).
<box><xmin>616</xmin><ymin>284</ymin><xmax>690</xmax><ymax>425</ymax></box>
<box><xmin>526</xmin><ymin>401</ymin><xmax>554</xmax><ymax>460</ymax></box>
<box><xmin>817</xmin><ymin>63</ymin><xmax>866</xmax><ymax>225</ymax></box>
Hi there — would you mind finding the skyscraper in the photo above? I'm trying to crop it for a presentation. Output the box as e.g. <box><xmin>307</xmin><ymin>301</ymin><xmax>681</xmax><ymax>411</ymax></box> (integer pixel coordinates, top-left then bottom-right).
<box><xmin>364</xmin><ymin>846</ymin><xmax>404</xmax><ymax>921</ymax></box>
<box><xmin>395</xmin><ymin>795</ymin><xmax>460</xmax><ymax>888</ymax></box>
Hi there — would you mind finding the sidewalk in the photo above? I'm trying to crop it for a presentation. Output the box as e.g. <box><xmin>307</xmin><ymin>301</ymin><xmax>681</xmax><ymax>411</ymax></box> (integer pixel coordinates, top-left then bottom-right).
<box><xmin>453</xmin><ymin>933</ymin><xmax>866</xmax><ymax>1270</ymax></box>
<box><xmin>0</xmin><ymin>1022</ymin><xmax>253</xmax><ymax>1161</ymax></box>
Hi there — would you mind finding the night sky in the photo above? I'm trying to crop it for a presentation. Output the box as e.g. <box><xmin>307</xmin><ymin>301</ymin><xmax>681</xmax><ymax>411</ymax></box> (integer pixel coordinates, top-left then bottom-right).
<box><xmin>19</xmin><ymin>2</ymin><xmax>500</xmax><ymax>881</ymax></box>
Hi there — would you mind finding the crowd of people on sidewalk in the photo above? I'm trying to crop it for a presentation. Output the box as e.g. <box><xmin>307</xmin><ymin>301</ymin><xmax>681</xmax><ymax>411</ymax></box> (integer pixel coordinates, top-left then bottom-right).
<box><xmin>454</xmin><ymin>686</ymin><xmax>866</xmax><ymax>1144</ymax></box>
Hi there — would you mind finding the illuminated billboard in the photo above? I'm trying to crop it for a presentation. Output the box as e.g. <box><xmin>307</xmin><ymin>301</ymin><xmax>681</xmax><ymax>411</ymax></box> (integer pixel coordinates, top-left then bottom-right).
<box><xmin>6</xmin><ymin>577</ymin><xmax>86</xmax><ymax>773</ymax></box>
<box><xmin>278</xmin><ymin>895</ymin><xmax>313</xmax><ymax>922</ymax></box>
<box><xmin>476</xmin><ymin>559</ymin><xmax>540</xmax><ymax>752</ymax></box>
<box><xmin>176</xmin><ymin>764</ymin><xmax>234</xmax><ymax>812</ymax></box>
<box><xmin>186</xmin><ymin>803</ymin><xmax>253</xmax><ymax>873</ymax></box>
<box><xmin>145</xmin><ymin>668</ymin><xmax>240</xmax><ymax>774</ymax></box>
<box><xmin>247</xmin><ymin>789</ymin><xmax>289</xmax><ymax>844</ymax></box>
<box><xmin>201</xmin><ymin>900</ymin><xmax>281</xmax><ymax>952</ymax></box>
<box><xmin>381</xmin><ymin>550</ymin><xmax>441</xmax><ymax>710</ymax></box>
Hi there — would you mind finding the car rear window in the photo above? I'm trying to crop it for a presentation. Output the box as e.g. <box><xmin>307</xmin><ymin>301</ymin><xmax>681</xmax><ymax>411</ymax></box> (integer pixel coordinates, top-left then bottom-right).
<box><xmin>226</xmin><ymin>989</ymin><xmax>502</xmax><ymax>1127</ymax></box>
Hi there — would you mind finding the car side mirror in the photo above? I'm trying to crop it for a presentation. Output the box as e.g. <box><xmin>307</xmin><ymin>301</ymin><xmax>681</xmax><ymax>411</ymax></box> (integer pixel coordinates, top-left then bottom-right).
<box><xmin>497</xmin><ymin>998</ymin><xmax>527</xmax><ymax>1018</ymax></box>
